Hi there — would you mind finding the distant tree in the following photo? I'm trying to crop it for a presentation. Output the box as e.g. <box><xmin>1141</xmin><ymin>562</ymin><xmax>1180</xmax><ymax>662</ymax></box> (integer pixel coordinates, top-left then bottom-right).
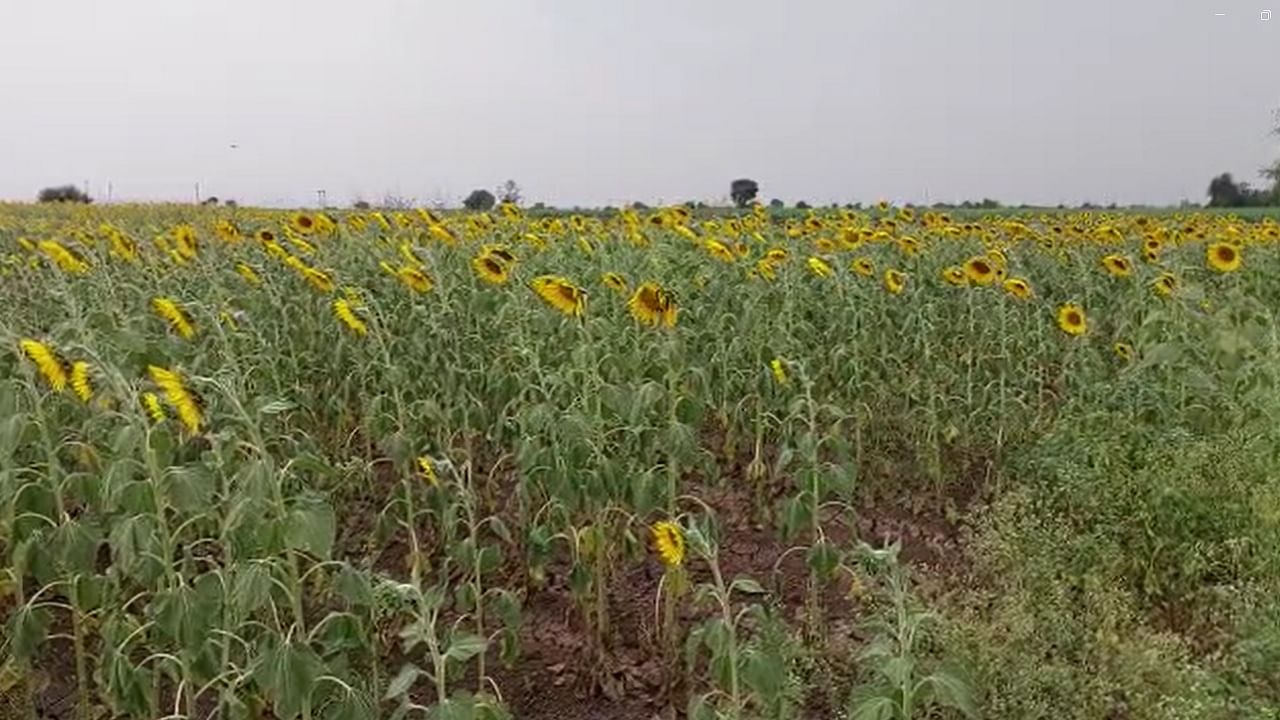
<box><xmin>531</xmin><ymin>201</ymin><xmax>547</xmax><ymax>211</ymax></box>
<box><xmin>979</xmin><ymin>198</ymin><xmax>1002</xmax><ymax>209</ymax></box>
<box><xmin>38</xmin><ymin>185</ymin><xmax>92</xmax><ymax>203</ymax></box>
<box><xmin>631</xmin><ymin>201</ymin><xmax>650</xmax><ymax>210</ymax></box>
<box><xmin>497</xmin><ymin>179</ymin><xmax>522</xmax><ymax>205</ymax></box>
<box><xmin>352</xmin><ymin>200</ymin><xmax>371</xmax><ymax>210</ymax></box>
<box><xmin>795</xmin><ymin>200</ymin><xmax>811</xmax><ymax>209</ymax></box>
<box><xmin>1207</xmin><ymin>173</ymin><xmax>1244</xmax><ymax>207</ymax></box>
<box><xmin>768</xmin><ymin>198</ymin><xmax>784</xmax><ymax>209</ymax></box>
<box><xmin>463</xmin><ymin>189</ymin><xmax>496</xmax><ymax>211</ymax></box>
<box><xmin>730</xmin><ymin>178</ymin><xmax>759</xmax><ymax>208</ymax></box>
<box><xmin>224</xmin><ymin>200</ymin><xmax>239</xmax><ymax>209</ymax></box>
<box><xmin>381</xmin><ymin>194</ymin><xmax>417</xmax><ymax>210</ymax></box>
<box><xmin>202</xmin><ymin>196</ymin><xmax>219</xmax><ymax>206</ymax></box>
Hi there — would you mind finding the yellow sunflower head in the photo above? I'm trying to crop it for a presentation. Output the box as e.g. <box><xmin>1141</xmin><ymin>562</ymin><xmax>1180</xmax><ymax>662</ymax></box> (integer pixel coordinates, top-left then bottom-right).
<box><xmin>806</xmin><ymin>256</ymin><xmax>834</xmax><ymax>278</ymax></box>
<box><xmin>1152</xmin><ymin>272</ymin><xmax>1178</xmax><ymax>297</ymax></box>
<box><xmin>1101</xmin><ymin>254</ymin><xmax>1133</xmax><ymax>278</ymax></box>
<box><xmin>1206</xmin><ymin>242</ymin><xmax>1241</xmax><ymax>273</ymax></box>
<box><xmin>883</xmin><ymin>268</ymin><xmax>907</xmax><ymax>295</ymax></box>
<box><xmin>1113</xmin><ymin>342</ymin><xmax>1135</xmax><ymax>363</ymax></box>
<box><xmin>1002</xmin><ymin>277</ymin><xmax>1033</xmax><ymax>300</ymax></box>
<box><xmin>651</xmin><ymin>520</ymin><xmax>685</xmax><ymax>568</ymax></box>
<box><xmin>941</xmin><ymin>266</ymin><xmax>968</xmax><ymax>287</ymax></box>
<box><xmin>472</xmin><ymin>252</ymin><xmax>512</xmax><ymax>285</ymax></box>
<box><xmin>963</xmin><ymin>256</ymin><xmax>996</xmax><ymax>286</ymax></box>
<box><xmin>530</xmin><ymin>275</ymin><xmax>587</xmax><ymax>318</ymax></box>
<box><xmin>851</xmin><ymin>257</ymin><xmax>874</xmax><ymax>277</ymax></box>
<box><xmin>601</xmin><ymin>272</ymin><xmax>628</xmax><ymax>294</ymax></box>
<box><xmin>1056</xmin><ymin>303</ymin><xmax>1087</xmax><ymax>336</ymax></box>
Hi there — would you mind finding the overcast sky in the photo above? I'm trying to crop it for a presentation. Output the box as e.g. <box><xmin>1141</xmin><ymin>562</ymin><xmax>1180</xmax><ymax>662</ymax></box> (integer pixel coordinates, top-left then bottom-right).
<box><xmin>1</xmin><ymin>0</ymin><xmax>1277</xmax><ymax>207</ymax></box>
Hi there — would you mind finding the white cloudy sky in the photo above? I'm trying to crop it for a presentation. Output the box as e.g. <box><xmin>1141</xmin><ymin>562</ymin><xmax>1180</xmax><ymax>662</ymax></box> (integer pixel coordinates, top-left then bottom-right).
<box><xmin>1</xmin><ymin>0</ymin><xmax>1277</xmax><ymax>207</ymax></box>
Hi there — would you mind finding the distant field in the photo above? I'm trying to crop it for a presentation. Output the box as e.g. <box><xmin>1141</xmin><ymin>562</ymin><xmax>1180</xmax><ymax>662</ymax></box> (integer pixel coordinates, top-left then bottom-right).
<box><xmin>3</xmin><ymin>203</ymin><xmax>1279</xmax><ymax>720</ymax></box>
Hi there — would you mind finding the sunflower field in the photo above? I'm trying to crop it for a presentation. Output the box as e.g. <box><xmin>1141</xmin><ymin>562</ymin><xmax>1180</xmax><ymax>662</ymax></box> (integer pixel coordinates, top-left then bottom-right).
<box><xmin>3</xmin><ymin>201</ymin><xmax>1280</xmax><ymax>720</ymax></box>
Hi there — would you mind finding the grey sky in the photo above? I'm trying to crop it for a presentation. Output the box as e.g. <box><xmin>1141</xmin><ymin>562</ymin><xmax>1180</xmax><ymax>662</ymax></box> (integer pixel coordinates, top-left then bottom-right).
<box><xmin>2</xmin><ymin>0</ymin><xmax>1277</xmax><ymax>207</ymax></box>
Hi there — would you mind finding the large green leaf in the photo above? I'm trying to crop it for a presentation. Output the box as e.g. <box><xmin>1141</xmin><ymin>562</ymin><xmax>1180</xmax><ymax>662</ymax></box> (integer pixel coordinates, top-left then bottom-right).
<box><xmin>285</xmin><ymin>498</ymin><xmax>336</xmax><ymax>559</ymax></box>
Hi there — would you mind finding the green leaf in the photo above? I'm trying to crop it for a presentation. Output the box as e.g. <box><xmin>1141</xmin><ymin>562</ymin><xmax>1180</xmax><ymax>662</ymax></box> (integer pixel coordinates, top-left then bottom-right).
<box><xmin>444</xmin><ymin>633</ymin><xmax>488</xmax><ymax>663</ymax></box>
<box><xmin>232</xmin><ymin>562</ymin><xmax>274</xmax><ymax>615</ymax></box>
<box><xmin>333</xmin><ymin>566</ymin><xmax>374</xmax><ymax>607</ymax></box>
<box><xmin>922</xmin><ymin>665</ymin><xmax>980</xmax><ymax>719</ymax></box>
<box><xmin>384</xmin><ymin>663</ymin><xmax>422</xmax><ymax>699</ymax></box>
<box><xmin>730</xmin><ymin>576</ymin><xmax>767</xmax><ymax>595</ymax></box>
<box><xmin>164</xmin><ymin>467</ymin><xmax>215</xmax><ymax>513</ymax></box>
<box><xmin>259</xmin><ymin>399</ymin><xmax>297</xmax><ymax>415</ymax></box>
<box><xmin>285</xmin><ymin>499</ymin><xmax>336</xmax><ymax>559</ymax></box>
<box><xmin>260</xmin><ymin>640</ymin><xmax>322</xmax><ymax>720</ymax></box>
<box><xmin>807</xmin><ymin>541</ymin><xmax>840</xmax><ymax>580</ymax></box>
<box><xmin>7</xmin><ymin>605</ymin><xmax>48</xmax><ymax>663</ymax></box>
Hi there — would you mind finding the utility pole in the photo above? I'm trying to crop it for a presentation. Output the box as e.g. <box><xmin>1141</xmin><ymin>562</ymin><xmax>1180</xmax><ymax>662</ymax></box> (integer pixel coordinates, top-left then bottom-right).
<box><xmin>317</xmin><ymin>189</ymin><xmax>327</xmax><ymax>208</ymax></box>
<box><xmin>106</xmin><ymin>182</ymin><xmax>113</xmax><ymax>204</ymax></box>
<box><xmin>195</xmin><ymin>182</ymin><xmax>201</xmax><ymax>204</ymax></box>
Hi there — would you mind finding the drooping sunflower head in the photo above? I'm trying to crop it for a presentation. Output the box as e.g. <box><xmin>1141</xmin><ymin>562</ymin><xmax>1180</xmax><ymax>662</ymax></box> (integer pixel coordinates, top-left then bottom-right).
<box><xmin>627</xmin><ymin>281</ymin><xmax>677</xmax><ymax>327</ymax></box>
<box><xmin>302</xmin><ymin>266</ymin><xmax>335</xmax><ymax>294</ymax></box>
<box><xmin>651</xmin><ymin>520</ymin><xmax>685</xmax><ymax>568</ymax></box>
<box><xmin>1206</xmin><ymin>242</ymin><xmax>1241</xmax><ymax>273</ymax></box>
<box><xmin>897</xmin><ymin>236</ymin><xmax>921</xmax><ymax>257</ymax></box>
<box><xmin>941</xmin><ymin>266</ymin><xmax>968</xmax><ymax>287</ymax></box>
<box><xmin>290</xmin><ymin>213</ymin><xmax>317</xmax><ymax>235</ymax></box>
<box><xmin>601</xmin><ymin>272</ymin><xmax>628</xmax><ymax>294</ymax></box>
<box><xmin>1056</xmin><ymin>303</ymin><xmax>1087</xmax><ymax>336</ymax></box>
<box><xmin>1002</xmin><ymin>277</ymin><xmax>1033</xmax><ymax>300</ymax></box>
<box><xmin>883</xmin><ymin>268</ymin><xmax>907</xmax><ymax>295</ymax></box>
<box><xmin>471</xmin><ymin>252</ymin><xmax>511</xmax><ymax>285</ymax></box>
<box><xmin>1101</xmin><ymin>254</ymin><xmax>1133</xmax><ymax>278</ymax></box>
<box><xmin>256</xmin><ymin>229</ymin><xmax>276</xmax><ymax>243</ymax></box>
<box><xmin>851</xmin><ymin>257</ymin><xmax>874</xmax><ymax>277</ymax></box>
<box><xmin>963</xmin><ymin>256</ymin><xmax>996</xmax><ymax>286</ymax></box>
<box><xmin>19</xmin><ymin>339</ymin><xmax>68</xmax><ymax>392</ymax></box>
<box><xmin>530</xmin><ymin>276</ymin><xmax>587</xmax><ymax>318</ymax></box>
<box><xmin>151</xmin><ymin>297</ymin><xmax>196</xmax><ymax>340</ymax></box>
<box><xmin>70</xmin><ymin>361</ymin><xmax>93</xmax><ymax>402</ymax></box>
<box><xmin>1152</xmin><ymin>272</ymin><xmax>1178</xmax><ymax>297</ymax></box>
<box><xmin>331</xmin><ymin>298</ymin><xmax>368</xmax><ymax>337</ymax></box>
<box><xmin>1114</xmin><ymin>342</ymin><xmax>1135</xmax><ymax>363</ymax></box>
<box><xmin>703</xmin><ymin>239</ymin><xmax>735</xmax><ymax>263</ymax></box>
<box><xmin>396</xmin><ymin>266</ymin><xmax>434</xmax><ymax>294</ymax></box>
<box><xmin>235</xmin><ymin>262</ymin><xmax>262</xmax><ymax>286</ymax></box>
<box><xmin>769</xmin><ymin>358</ymin><xmax>787</xmax><ymax>386</ymax></box>
<box><xmin>806</xmin><ymin>256</ymin><xmax>834</xmax><ymax>278</ymax></box>
<box><xmin>417</xmin><ymin>456</ymin><xmax>439</xmax><ymax>486</ymax></box>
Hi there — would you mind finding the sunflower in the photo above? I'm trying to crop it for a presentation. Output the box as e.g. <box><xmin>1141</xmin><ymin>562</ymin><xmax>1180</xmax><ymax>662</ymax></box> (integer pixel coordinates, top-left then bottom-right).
<box><xmin>173</xmin><ymin>225</ymin><xmax>199</xmax><ymax>259</ymax></box>
<box><xmin>69</xmin><ymin>361</ymin><xmax>93</xmax><ymax>402</ymax></box>
<box><xmin>876</xmin><ymin>199</ymin><xmax>890</xmax><ymax>212</ymax></box>
<box><xmin>19</xmin><ymin>339</ymin><xmax>68</xmax><ymax>391</ymax></box>
<box><xmin>417</xmin><ymin>456</ymin><xmax>439</xmax><ymax>486</ymax></box>
<box><xmin>765</xmin><ymin>248</ymin><xmax>788</xmax><ymax>263</ymax></box>
<box><xmin>1056</xmin><ymin>303</ymin><xmax>1087</xmax><ymax>336</ymax></box>
<box><xmin>530</xmin><ymin>275</ymin><xmax>587</xmax><ymax>318</ymax></box>
<box><xmin>941</xmin><ymin>266</ymin><xmax>968</xmax><ymax>287</ymax></box>
<box><xmin>396</xmin><ymin>266</ymin><xmax>434</xmax><ymax>294</ymax></box>
<box><xmin>851</xmin><ymin>257</ymin><xmax>874</xmax><ymax>277</ymax></box>
<box><xmin>651</xmin><ymin>520</ymin><xmax>685</xmax><ymax>568</ymax></box>
<box><xmin>963</xmin><ymin>256</ymin><xmax>996</xmax><ymax>286</ymax></box>
<box><xmin>883</xmin><ymin>269</ymin><xmax>907</xmax><ymax>295</ymax></box>
<box><xmin>38</xmin><ymin>240</ymin><xmax>90</xmax><ymax>274</ymax></box>
<box><xmin>897</xmin><ymin>236</ymin><xmax>921</xmax><ymax>256</ymax></box>
<box><xmin>214</xmin><ymin>220</ymin><xmax>241</xmax><ymax>243</ymax></box>
<box><xmin>255</xmin><ymin>229</ymin><xmax>276</xmax><ymax>243</ymax></box>
<box><xmin>141</xmin><ymin>392</ymin><xmax>166</xmax><ymax>422</ymax></box>
<box><xmin>152</xmin><ymin>297</ymin><xmax>196</xmax><ymax>340</ymax></box>
<box><xmin>1152</xmin><ymin>272</ymin><xmax>1178</xmax><ymax>297</ymax></box>
<box><xmin>302</xmin><ymin>267</ymin><xmax>335</xmax><ymax>293</ymax></box>
<box><xmin>108</xmin><ymin>231</ymin><xmax>139</xmax><ymax>263</ymax></box>
<box><xmin>332</xmin><ymin>299</ymin><xmax>368</xmax><ymax>336</ymax></box>
<box><xmin>1101</xmin><ymin>254</ymin><xmax>1133</xmax><ymax>278</ymax></box>
<box><xmin>1002</xmin><ymin>277</ymin><xmax>1033</xmax><ymax>300</ymax></box>
<box><xmin>752</xmin><ymin>258</ymin><xmax>778</xmax><ymax>282</ymax></box>
<box><xmin>1206</xmin><ymin>242</ymin><xmax>1241</xmax><ymax>273</ymax></box>
<box><xmin>290</xmin><ymin>213</ymin><xmax>317</xmax><ymax>235</ymax></box>
<box><xmin>627</xmin><ymin>281</ymin><xmax>678</xmax><ymax>327</ymax></box>
<box><xmin>472</xmin><ymin>253</ymin><xmax>511</xmax><ymax>285</ymax></box>
<box><xmin>694</xmin><ymin>238</ymin><xmax>731</xmax><ymax>263</ymax></box>
<box><xmin>601</xmin><ymin>272</ymin><xmax>628</xmax><ymax>294</ymax></box>
<box><xmin>235</xmin><ymin>262</ymin><xmax>262</xmax><ymax>286</ymax></box>
<box><xmin>769</xmin><ymin>358</ymin><xmax>787</xmax><ymax>386</ymax></box>
<box><xmin>148</xmin><ymin>365</ymin><xmax>202</xmax><ymax>434</ymax></box>
<box><xmin>1114</xmin><ymin>342</ymin><xmax>1135</xmax><ymax>363</ymax></box>
<box><xmin>807</xmin><ymin>257</ymin><xmax>834</xmax><ymax>278</ymax></box>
